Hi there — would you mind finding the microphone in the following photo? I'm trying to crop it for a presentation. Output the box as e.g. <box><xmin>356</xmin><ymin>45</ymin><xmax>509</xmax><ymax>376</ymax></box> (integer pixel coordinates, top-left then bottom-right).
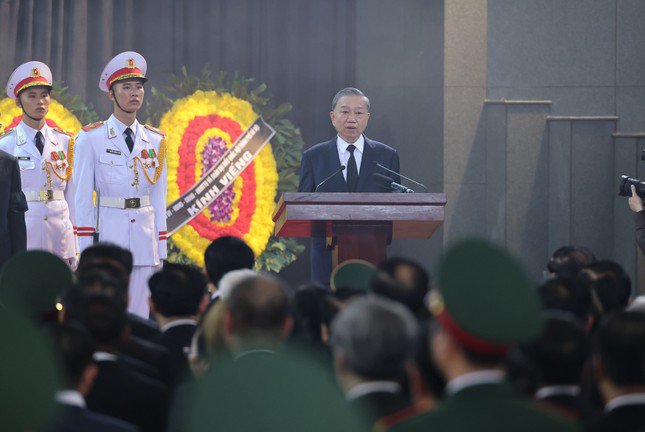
<box><xmin>373</xmin><ymin>173</ymin><xmax>415</xmax><ymax>193</ymax></box>
<box><xmin>373</xmin><ymin>162</ymin><xmax>428</xmax><ymax>192</ymax></box>
<box><xmin>315</xmin><ymin>165</ymin><xmax>346</xmax><ymax>192</ymax></box>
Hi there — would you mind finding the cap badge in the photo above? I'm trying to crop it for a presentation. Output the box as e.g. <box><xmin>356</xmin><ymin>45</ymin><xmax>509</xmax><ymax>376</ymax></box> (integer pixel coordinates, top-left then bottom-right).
<box><xmin>126</xmin><ymin>58</ymin><xmax>136</xmax><ymax>68</ymax></box>
<box><xmin>31</xmin><ymin>68</ymin><xmax>41</xmax><ymax>78</ymax></box>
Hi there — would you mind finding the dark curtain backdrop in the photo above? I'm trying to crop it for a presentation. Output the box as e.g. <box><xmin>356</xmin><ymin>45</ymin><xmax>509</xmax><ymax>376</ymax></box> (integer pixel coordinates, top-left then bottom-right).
<box><xmin>0</xmin><ymin>0</ymin><xmax>357</xmax><ymax>145</ymax></box>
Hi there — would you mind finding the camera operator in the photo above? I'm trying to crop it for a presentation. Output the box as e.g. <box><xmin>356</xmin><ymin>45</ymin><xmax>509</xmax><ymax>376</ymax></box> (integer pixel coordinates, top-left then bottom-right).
<box><xmin>628</xmin><ymin>185</ymin><xmax>645</xmax><ymax>254</ymax></box>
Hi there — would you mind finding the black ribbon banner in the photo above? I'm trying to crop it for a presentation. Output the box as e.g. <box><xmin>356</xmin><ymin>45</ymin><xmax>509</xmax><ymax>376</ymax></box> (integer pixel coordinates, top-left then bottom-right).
<box><xmin>165</xmin><ymin>116</ymin><xmax>276</xmax><ymax>235</ymax></box>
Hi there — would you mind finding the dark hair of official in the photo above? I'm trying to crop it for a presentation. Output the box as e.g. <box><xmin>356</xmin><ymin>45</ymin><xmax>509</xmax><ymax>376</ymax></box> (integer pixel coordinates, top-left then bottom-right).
<box><xmin>204</xmin><ymin>236</ymin><xmax>255</xmax><ymax>285</ymax></box>
<box><xmin>522</xmin><ymin>316</ymin><xmax>589</xmax><ymax>386</ymax></box>
<box><xmin>148</xmin><ymin>265</ymin><xmax>206</xmax><ymax>317</ymax></box>
<box><xmin>538</xmin><ymin>276</ymin><xmax>592</xmax><ymax>324</ymax></box>
<box><xmin>79</xmin><ymin>294</ymin><xmax>128</xmax><ymax>348</ymax></box>
<box><xmin>597</xmin><ymin>311</ymin><xmax>645</xmax><ymax>387</ymax></box>
<box><xmin>78</xmin><ymin>242</ymin><xmax>134</xmax><ymax>275</ymax></box>
<box><xmin>50</xmin><ymin>321</ymin><xmax>96</xmax><ymax>388</ymax></box>
<box><xmin>580</xmin><ymin>260</ymin><xmax>632</xmax><ymax>314</ymax></box>
<box><xmin>547</xmin><ymin>245</ymin><xmax>596</xmax><ymax>278</ymax></box>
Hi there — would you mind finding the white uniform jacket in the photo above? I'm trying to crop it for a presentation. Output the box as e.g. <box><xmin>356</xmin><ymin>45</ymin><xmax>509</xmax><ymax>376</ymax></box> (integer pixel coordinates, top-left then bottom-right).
<box><xmin>73</xmin><ymin>115</ymin><xmax>167</xmax><ymax>265</ymax></box>
<box><xmin>0</xmin><ymin>121</ymin><xmax>78</xmax><ymax>259</ymax></box>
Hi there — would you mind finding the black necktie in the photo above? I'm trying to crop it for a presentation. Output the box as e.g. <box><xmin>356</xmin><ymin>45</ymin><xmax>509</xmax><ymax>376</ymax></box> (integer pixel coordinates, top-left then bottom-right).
<box><xmin>346</xmin><ymin>144</ymin><xmax>358</xmax><ymax>192</ymax></box>
<box><xmin>35</xmin><ymin>131</ymin><xmax>44</xmax><ymax>155</ymax></box>
<box><xmin>125</xmin><ymin>127</ymin><xmax>135</xmax><ymax>153</ymax></box>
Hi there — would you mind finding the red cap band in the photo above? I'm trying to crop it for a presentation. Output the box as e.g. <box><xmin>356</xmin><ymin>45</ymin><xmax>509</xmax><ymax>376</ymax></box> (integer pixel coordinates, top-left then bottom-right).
<box><xmin>106</xmin><ymin>67</ymin><xmax>145</xmax><ymax>89</ymax></box>
<box><xmin>435</xmin><ymin>308</ymin><xmax>510</xmax><ymax>356</ymax></box>
<box><xmin>14</xmin><ymin>76</ymin><xmax>50</xmax><ymax>98</ymax></box>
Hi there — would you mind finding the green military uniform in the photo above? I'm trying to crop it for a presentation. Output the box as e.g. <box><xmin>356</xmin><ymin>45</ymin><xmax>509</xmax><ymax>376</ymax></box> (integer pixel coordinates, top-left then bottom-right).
<box><xmin>389</xmin><ymin>239</ymin><xmax>579</xmax><ymax>432</ymax></box>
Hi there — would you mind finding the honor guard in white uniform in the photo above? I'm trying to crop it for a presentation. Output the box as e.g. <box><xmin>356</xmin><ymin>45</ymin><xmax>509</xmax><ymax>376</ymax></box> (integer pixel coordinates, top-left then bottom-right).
<box><xmin>74</xmin><ymin>52</ymin><xmax>167</xmax><ymax>318</ymax></box>
<box><xmin>0</xmin><ymin>61</ymin><xmax>79</xmax><ymax>269</ymax></box>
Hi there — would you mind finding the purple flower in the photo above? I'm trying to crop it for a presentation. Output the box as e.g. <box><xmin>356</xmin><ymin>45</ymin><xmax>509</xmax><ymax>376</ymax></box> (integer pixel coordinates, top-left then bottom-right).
<box><xmin>201</xmin><ymin>136</ymin><xmax>236</xmax><ymax>222</ymax></box>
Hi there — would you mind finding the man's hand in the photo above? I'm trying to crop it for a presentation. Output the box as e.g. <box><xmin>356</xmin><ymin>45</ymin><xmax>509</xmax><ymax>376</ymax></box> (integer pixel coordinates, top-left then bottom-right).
<box><xmin>629</xmin><ymin>185</ymin><xmax>645</xmax><ymax>213</ymax></box>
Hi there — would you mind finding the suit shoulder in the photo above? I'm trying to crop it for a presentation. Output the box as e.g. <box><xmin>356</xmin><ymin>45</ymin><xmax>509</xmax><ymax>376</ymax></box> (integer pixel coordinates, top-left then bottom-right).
<box><xmin>303</xmin><ymin>139</ymin><xmax>335</xmax><ymax>155</ymax></box>
<box><xmin>82</xmin><ymin>121</ymin><xmax>105</xmax><ymax>132</ymax></box>
<box><xmin>144</xmin><ymin>124</ymin><xmax>166</xmax><ymax>137</ymax></box>
<box><xmin>366</xmin><ymin>137</ymin><xmax>396</xmax><ymax>152</ymax></box>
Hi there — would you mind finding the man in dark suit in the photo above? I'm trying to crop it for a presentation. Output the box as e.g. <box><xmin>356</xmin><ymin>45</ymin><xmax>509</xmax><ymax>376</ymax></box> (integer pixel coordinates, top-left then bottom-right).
<box><xmin>149</xmin><ymin>263</ymin><xmax>208</xmax><ymax>386</ymax></box>
<box><xmin>590</xmin><ymin>311</ymin><xmax>645</xmax><ymax>432</ymax></box>
<box><xmin>48</xmin><ymin>322</ymin><xmax>139</xmax><ymax>432</ymax></box>
<box><xmin>298</xmin><ymin>87</ymin><xmax>400</xmax><ymax>285</ymax></box>
<box><xmin>0</xmin><ymin>149</ymin><xmax>27</xmax><ymax>269</ymax></box>
<box><xmin>330</xmin><ymin>295</ymin><xmax>418</xmax><ymax>429</ymax></box>
<box><xmin>81</xmin><ymin>295</ymin><xmax>170</xmax><ymax>432</ymax></box>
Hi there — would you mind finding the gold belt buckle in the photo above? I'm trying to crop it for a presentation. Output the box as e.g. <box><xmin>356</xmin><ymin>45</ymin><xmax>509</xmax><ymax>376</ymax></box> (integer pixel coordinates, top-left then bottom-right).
<box><xmin>39</xmin><ymin>190</ymin><xmax>54</xmax><ymax>201</ymax></box>
<box><xmin>125</xmin><ymin>198</ymin><xmax>141</xmax><ymax>209</ymax></box>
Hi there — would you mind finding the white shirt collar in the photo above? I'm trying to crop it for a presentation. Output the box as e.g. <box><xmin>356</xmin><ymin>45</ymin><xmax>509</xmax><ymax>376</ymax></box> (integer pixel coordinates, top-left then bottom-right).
<box><xmin>346</xmin><ymin>381</ymin><xmax>401</xmax><ymax>401</ymax></box>
<box><xmin>605</xmin><ymin>393</ymin><xmax>645</xmax><ymax>412</ymax></box>
<box><xmin>110</xmin><ymin>114</ymin><xmax>139</xmax><ymax>137</ymax></box>
<box><xmin>446</xmin><ymin>370</ymin><xmax>506</xmax><ymax>395</ymax></box>
<box><xmin>93</xmin><ymin>351</ymin><xmax>118</xmax><ymax>362</ymax></box>
<box><xmin>161</xmin><ymin>318</ymin><xmax>198</xmax><ymax>332</ymax></box>
<box><xmin>20</xmin><ymin>120</ymin><xmax>48</xmax><ymax>144</ymax></box>
<box><xmin>55</xmin><ymin>390</ymin><xmax>86</xmax><ymax>408</ymax></box>
<box><xmin>336</xmin><ymin>134</ymin><xmax>365</xmax><ymax>155</ymax></box>
<box><xmin>535</xmin><ymin>385</ymin><xmax>580</xmax><ymax>400</ymax></box>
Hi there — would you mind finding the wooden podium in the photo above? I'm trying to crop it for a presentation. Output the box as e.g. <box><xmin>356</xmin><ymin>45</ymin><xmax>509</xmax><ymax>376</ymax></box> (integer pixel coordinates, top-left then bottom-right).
<box><xmin>272</xmin><ymin>192</ymin><xmax>446</xmax><ymax>267</ymax></box>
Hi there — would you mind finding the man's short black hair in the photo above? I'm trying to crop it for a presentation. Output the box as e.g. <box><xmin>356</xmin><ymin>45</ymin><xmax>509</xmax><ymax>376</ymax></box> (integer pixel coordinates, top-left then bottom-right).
<box><xmin>538</xmin><ymin>277</ymin><xmax>592</xmax><ymax>324</ymax></box>
<box><xmin>79</xmin><ymin>242</ymin><xmax>134</xmax><ymax>275</ymax></box>
<box><xmin>149</xmin><ymin>264</ymin><xmax>206</xmax><ymax>317</ymax></box>
<box><xmin>79</xmin><ymin>294</ymin><xmax>128</xmax><ymax>348</ymax></box>
<box><xmin>75</xmin><ymin>262</ymin><xmax>129</xmax><ymax>311</ymax></box>
<box><xmin>204</xmin><ymin>236</ymin><xmax>255</xmax><ymax>285</ymax></box>
<box><xmin>547</xmin><ymin>245</ymin><xmax>596</xmax><ymax>278</ymax></box>
<box><xmin>51</xmin><ymin>321</ymin><xmax>96</xmax><ymax>388</ymax></box>
<box><xmin>375</xmin><ymin>257</ymin><xmax>431</xmax><ymax>319</ymax></box>
<box><xmin>580</xmin><ymin>260</ymin><xmax>632</xmax><ymax>315</ymax></box>
<box><xmin>522</xmin><ymin>316</ymin><xmax>589</xmax><ymax>386</ymax></box>
<box><xmin>597</xmin><ymin>311</ymin><xmax>645</xmax><ymax>386</ymax></box>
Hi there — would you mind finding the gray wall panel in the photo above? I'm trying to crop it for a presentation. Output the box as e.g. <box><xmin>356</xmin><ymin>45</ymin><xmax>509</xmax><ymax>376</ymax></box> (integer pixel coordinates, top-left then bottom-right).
<box><xmin>570</xmin><ymin>121</ymin><xmax>617</xmax><ymax>258</ymax></box>
<box><xmin>488</xmin><ymin>87</ymin><xmax>615</xmax><ymax>117</ymax></box>
<box><xmin>548</xmin><ymin>120</ymin><xmax>573</xmax><ymax>254</ymax></box>
<box><xmin>504</xmin><ymin>105</ymin><xmax>550</xmax><ymax>279</ymax></box>
<box><xmin>484</xmin><ymin>103</ymin><xmax>508</xmax><ymax>243</ymax></box>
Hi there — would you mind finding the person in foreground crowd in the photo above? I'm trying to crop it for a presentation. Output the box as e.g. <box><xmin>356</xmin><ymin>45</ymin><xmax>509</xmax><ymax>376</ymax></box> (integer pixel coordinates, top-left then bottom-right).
<box><xmin>546</xmin><ymin>245</ymin><xmax>596</xmax><ymax>279</ymax></box>
<box><xmin>80</xmin><ymin>295</ymin><xmax>169</xmax><ymax>432</ymax></box>
<box><xmin>590</xmin><ymin>311</ymin><xmax>645</xmax><ymax>432</ymax></box>
<box><xmin>74</xmin><ymin>51</ymin><xmax>167</xmax><ymax>318</ymax></box>
<box><xmin>78</xmin><ymin>242</ymin><xmax>161</xmax><ymax>340</ymax></box>
<box><xmin>298</xmin><ymin>87</ymin><xmax>400</xmax><ymax>286</ymax></box>
<box><xmin>331</xmin><ymin>295</ymin><xmax>418</xmax><ymax>428</ymax></box>
<box><xmin>526</xmin><ymin>315</ymin><xmax>589</xmax><ymax>419</ymax></box>
<box><xmin>1</xmin><ymin>62</ymin><xmax>76</xmax><ymax>267</ymax></box>
<box><xmin>0</xmin><ymin>149</ymin><xmax>26</xmax><ymax>270</ymax></box>
<box><xmin>149</xmin><ymin>264</ymin><xmax>208</xmax><ymax>386</ymax></box>
<box><xmin>388</xmin><ymin>239</ymin><xmax>577</xmax><ymax>432</ymax></box>
<box><xmin>47</xmin><ymin>322</ymin><xmax>139</xmax><ymax>432</ymax></box>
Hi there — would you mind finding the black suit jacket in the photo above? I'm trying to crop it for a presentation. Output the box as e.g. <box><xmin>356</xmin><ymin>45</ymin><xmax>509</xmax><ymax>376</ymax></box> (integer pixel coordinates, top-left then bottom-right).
<box><xmin>348</xmin><ymin>390</ymin><xmax>410</xmax><ymax>429</ymax></box>
<box><xmin>0</xmin><ymin>150</ymin><xmax>27</xmax><ymax>269</ymax></box>
<box><xmin>589</xmin><ymin>403</ymin><xmax>645</xmax><ymax>432</ymax></box>
<box><xmin>297</xmin><ymin>136</ymin><xmax>400</xmax><ymax>285</ymax></box>
<box><xmin>152</xmin><ymin>323</ymin><xmax>197</xmax><ymax>386</ymax></box>
<box><xmin>86</xmin><ymin>359</ymin><xmax>170</xmax><ymax>432</ymax></box>
<box><xmin>47</xmin><ymin>404</ymin><xmax>139</xmax><ymax>432</ymax></box>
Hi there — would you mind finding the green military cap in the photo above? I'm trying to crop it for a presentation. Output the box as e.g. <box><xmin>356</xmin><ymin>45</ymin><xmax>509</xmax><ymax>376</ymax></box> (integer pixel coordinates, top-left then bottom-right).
<box><xmin>0</xmin><ymin>250</ymin><xmax>72</xmax><ymax>316</ymax></box>
<box><xmin>330</xmin><ymin>259</ymin><xmax>378</xmax><ymax>292</ymax></box>
<box><xmin>429</xmin><ymin>238</ymin><xmax>542</xmax><ymax>355</ymax></box>
<box><xmin>0</xmin><ymin>306</ymin><xmax>61</xmax><ymax>430</ymax></box>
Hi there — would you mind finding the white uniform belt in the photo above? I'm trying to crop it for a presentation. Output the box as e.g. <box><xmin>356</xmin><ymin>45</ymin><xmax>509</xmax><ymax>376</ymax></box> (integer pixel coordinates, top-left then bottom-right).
<box><xmin>100</xmin><ymin>196</ymin><xmax>151</xmax><ymax>209</ymax></box>
<box><xmin>24</xmin><ymin>190</ymin><xmax>65</xmax><ymax>202</ymax></box>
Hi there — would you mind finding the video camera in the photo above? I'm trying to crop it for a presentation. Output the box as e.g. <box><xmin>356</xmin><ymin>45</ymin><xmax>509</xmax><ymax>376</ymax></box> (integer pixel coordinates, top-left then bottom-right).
<box><xmin>618</xmin><ymin>175</ymin><xmax>645</xmax><ymax>197</ymax></box>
